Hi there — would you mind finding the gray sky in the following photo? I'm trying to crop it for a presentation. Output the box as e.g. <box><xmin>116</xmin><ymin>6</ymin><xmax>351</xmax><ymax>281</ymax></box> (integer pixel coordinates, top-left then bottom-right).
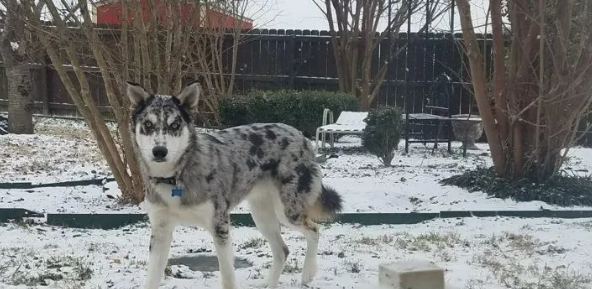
<box><xmin>250</xmin><ymin>0</ymin><xmax>492</xmax><ymax>33</ymax></box>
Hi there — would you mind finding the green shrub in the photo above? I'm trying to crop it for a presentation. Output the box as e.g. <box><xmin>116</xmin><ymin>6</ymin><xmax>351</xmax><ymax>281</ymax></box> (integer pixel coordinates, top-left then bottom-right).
<box><xmin>361</xmin><ymin>106</ymin><xmax>403</xmax><ymax>166</ymax></box>
<box><xmin>219</xmin><ymin>90</ymin><xmax>358</xmax><ymax>137</ymax></box>
<box><xmin>441</xmin><ymin>167</ymin><xmax>592</xmax><ymax>206</ymax></box>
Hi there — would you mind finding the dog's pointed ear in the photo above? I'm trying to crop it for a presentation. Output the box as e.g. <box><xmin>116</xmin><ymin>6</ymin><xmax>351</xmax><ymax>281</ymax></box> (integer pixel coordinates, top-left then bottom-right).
<box><xmin>175</xmin><ymin>81</ymin><xmax>201</xmax><ymax>110</ymax></box>
<box><xmin>126</xmin><ymin>81</ymin><xmax>151</xmax><ymax>105</ymax></box>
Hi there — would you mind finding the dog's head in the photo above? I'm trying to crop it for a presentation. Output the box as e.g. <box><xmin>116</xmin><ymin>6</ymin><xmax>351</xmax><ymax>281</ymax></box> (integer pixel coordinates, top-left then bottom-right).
<box><xmin>126</xmin><ymin>81</ymin><xmax>200</xmax><ymax>174</ymax></box>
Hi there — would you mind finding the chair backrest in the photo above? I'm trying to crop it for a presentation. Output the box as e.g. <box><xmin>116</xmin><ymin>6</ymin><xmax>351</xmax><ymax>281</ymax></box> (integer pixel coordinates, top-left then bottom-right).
<box><xmin>425</xmin><ymin>72</ymin><xmax>453</xmax><ymax>115</ymax></box>
<box><xmin>335</xmin><ymin>111</ymin><xmax>368</xmax><ymax>125</ymax></box>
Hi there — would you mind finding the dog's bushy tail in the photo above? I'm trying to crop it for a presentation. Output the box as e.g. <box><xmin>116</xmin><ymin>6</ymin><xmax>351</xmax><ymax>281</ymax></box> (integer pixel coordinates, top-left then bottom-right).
<box><xmin>309</xmin><ymin>184</ymin><xmax>343</xmax><ymax>222</ymax></box>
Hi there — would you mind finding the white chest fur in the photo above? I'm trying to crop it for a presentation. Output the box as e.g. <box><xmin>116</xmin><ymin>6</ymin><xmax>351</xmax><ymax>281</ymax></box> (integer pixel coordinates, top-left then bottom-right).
<box><xmin>145</xmin><ymin>184</ymin><xmax>215</xmax><ymax>230</ymax></box>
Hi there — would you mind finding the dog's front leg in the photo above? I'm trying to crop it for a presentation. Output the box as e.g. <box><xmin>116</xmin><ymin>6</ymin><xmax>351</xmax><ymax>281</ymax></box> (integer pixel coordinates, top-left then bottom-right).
<box><xmin>212</xmin><ymin>216</ymin><xmax>237</xmax><ymax>289</ymax></box>
<box><xmin>144</xmin><ymin>221</ymin><xmax>174</xmax><ymax>289</ymax></box>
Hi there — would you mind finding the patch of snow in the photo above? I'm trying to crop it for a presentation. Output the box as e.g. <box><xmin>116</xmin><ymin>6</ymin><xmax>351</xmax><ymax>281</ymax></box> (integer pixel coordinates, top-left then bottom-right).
<box><xmin>10</xmin><ymin>42</ymin><xmax>18</xmax><ymax>51</ymax></box>
<box><xmin>0</xmin><ymin>115</ymin><xmax>7</xmax><ymax>135</ymax></box>
<box><xmin>0</xmin><ymin>133</ymin><xmax>108</xmax><ymax>183</ymax></box>
<box><xmin>0</xmin><ymin>183</ymin><xmax>142</xmax><ymax>214</ymax></box>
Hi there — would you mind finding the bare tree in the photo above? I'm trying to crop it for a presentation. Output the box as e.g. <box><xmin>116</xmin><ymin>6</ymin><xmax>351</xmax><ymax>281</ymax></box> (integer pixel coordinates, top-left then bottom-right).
<box><xmin>21</xmin><ymin>0</ymin><xmax>263</xmax><ymax>203</ymax></box>
<box><xmin>0</xmin><ymin>0</ymin><xmax>43</xmax><ymax>134</ymax></box>
<box><xmin>457</xmin><ymin>0</ymin><xmax>592</xmax><ymax>180</ymax></box>
<box><xmin>313</xmin><ymin>0</ymin><xmax>447</xmax><ymax>110</ymax></box>
<box><xmin>186</xmin><ymin>0</ymin><xmax>256</xmax><ymax>124</ymax></box>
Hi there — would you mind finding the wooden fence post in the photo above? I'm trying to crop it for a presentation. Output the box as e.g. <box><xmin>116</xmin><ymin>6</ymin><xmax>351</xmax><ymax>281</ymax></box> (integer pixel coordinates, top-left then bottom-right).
<box><xmin>0</xmin><ymin>65</ymin><xmax>6</xmax><ymax>106</ymax></box>
<box><xmin>31</xmin><ymin>64</ymin><xmax>49</xmax><ymax>115</ymax></box>
<box><xmin>286</xmin><ymin>31</ymin><xmax>296</xmax><ymax>88</ymax></box>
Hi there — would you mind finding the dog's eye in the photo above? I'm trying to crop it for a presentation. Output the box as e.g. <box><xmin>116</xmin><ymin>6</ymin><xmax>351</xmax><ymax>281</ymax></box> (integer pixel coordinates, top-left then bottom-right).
<box><xmin>170</xmin><ymin>123</ymin><xmax>180</xmax><ymax>130</ymax></box>
<box><xmin>144</xmin><ymin>121</ymin><xmax>153</xmax><ymax>128</ymax></box>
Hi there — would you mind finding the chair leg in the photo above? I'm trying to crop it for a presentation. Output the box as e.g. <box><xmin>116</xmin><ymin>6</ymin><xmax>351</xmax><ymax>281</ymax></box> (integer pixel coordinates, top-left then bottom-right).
<box><xmin>404</xmin><ymin>122</ymin><xmax>410</xmax><ymax>154</ymax></box>
<box><xmin>447</xmin><ymin>121</ymin><xmax>452</xmax><ymax>153</ymax></box>
<box><xmin>432</xmin><ymin>121</ymin><xmax>445</xmax><ymax>154</ymax></box>
<box><xmin>330</xmin><ymin>133</ymin><xmax>335</xmax><ymax>149</ymax></box>
<box><xmin>314</xmin><ymin>129</ymin><xmax>321</xmax><ymax>155</ymax></box>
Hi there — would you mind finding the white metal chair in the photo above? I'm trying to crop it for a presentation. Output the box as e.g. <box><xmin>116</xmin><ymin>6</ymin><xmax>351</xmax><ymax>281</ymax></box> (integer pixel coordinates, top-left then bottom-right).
<box><xmin>313</xmin><ymin>108</ymin><xmax>452</xmax><ymax>156</ymax></box>
<box><xmin>314</xmin><ymin>109</ymin><xmax>368</xmax><ymax>155</ymax></box>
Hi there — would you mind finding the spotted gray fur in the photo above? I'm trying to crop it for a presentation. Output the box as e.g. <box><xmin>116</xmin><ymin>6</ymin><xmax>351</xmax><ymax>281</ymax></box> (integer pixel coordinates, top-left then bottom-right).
<box><xmin>148</xmin><ymin>122</ymin><xmax>321</xmax><ymax>217</ymax></box>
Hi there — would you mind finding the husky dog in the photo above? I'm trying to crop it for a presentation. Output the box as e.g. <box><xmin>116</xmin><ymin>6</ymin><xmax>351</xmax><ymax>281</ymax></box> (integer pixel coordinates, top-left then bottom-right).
<box><xmin>126</xmin><ymin>81</ymin><xmax>343</xmax><ymax>289</ymax></box>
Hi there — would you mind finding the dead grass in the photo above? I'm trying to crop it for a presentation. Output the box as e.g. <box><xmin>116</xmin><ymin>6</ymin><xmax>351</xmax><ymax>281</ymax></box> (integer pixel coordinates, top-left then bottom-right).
<box><xmin>35</xmin><ymin>124</ymin><xmax>94</xmax><ymax>140</ymax></box>
<box><xmin>573</xmin><ymin>220</ymin><xmax>592</xmax><ymax>231</ymax></box>
<box><xmin>393</xmin><ymin>232</ymin><xmax>466</xmax><ymax>252</ymax></box>
<box><xmin>239</xmin><ymin>238</ymin><xmax>266</xmax><ymax>250</ymax></box>
<box><xmin>344</xmin><ymin>260</ymin><xmax>363</xmax><ymax>273</ymax></box>
<box><xmin>354</xmin><ymin>231</ymin><xmax>466</xmax><ymax>263</ymax></box>
<box><xmin>0</xmin><ymin>248</ymin><xmax>93</xmax><ymax>287</ymax></box>
<box><xmin>357</xmin><ymin>234</ymin><xmax>395</xmax><ymax>246</ymax></box>
<box><xmin>475</xmin><ymin>253</ymin><xmax>591</xmax><ymax>289</ymax></box>
<box><xmin>248</xmin><ymin>268</ymin><xmax>264</xmax><ymax>280</ymax></box>
<box><xmin>503</xmin><ymin>232</ymin><xmax>539</xmax><ymax>254</ymax></box>
<box><xmin>463</xmin><ymin>279</ymin><xmax>487</xmax><ymax>289</ymax></box>
<box><xmin>283</xmin><ymin>258</ymin><xmax>301</xmax><ymax>274</ymax></box>
<box><xmin>474</xmin><ymin>232</ymin><xmax>590</xmax><ymax>289</ymax></box>
<box><xmin>356</xmin><ymin>232</ymin><xmax>466</xmax><ymax>253</ymax></box>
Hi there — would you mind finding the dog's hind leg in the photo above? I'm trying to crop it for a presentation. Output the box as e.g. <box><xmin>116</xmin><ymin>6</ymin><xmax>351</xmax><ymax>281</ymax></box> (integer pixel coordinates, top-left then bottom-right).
<box><xmin>274</xmin><ymin>192</ymin><xmax>320</xmax><ymax>286</ymax></box>
<box><xmin>211</xmin><ymin>215</ymin><xmax>237</xmax><ymax>289</ymax></box>
<box><xmin>275</xmin><ymin>165</ymin><xmax>322</xmax><ymax>286</ymax></box>
<box><xmin>248</xmin><ymin>186</ymin><xmax>289</xmax><ymax>288</ymax></box>
<box><xmin>144</xmin><ymin>219</ymin><xmax>174</xmax><ymax>289</ymax></box>
<box><xmin>284</xmin><ymin>217</ymin><xmax>319</xmax><ymax>286</ymax></box>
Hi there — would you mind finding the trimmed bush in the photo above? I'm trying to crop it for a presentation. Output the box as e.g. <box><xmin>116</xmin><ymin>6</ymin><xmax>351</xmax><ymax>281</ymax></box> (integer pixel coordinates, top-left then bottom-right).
<box><xmin>441</xmin><ymin>167</ymin><xmax>592</xmax><ymax>206</ymax></box>
<box><xmin>219</xmin><ymin>90</ymin><xmax>358</xmax><ymax>137</ymax></box>
<box><xmin>361</xmin><ymin>106</ymin><xmax>403</xmax><ymax>166</ymax></box>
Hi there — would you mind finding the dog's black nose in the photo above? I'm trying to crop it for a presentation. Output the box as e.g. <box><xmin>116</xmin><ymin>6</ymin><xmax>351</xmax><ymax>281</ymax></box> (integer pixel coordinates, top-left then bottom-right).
<box><xmin>152</xmin><ymin>146</ymin><xmax>168</xmax><ymax>160</ymax></box>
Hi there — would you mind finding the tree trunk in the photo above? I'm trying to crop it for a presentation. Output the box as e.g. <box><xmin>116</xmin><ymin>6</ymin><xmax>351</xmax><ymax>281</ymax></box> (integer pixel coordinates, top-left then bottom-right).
<box><xmin>455</xmin><ymin>0</ymin><xmax>592</xmax><ymax>182</ymax></box>
<box><xmin>6</xmin><ymin>63</ymin><xmax>34</xmax><ymax>134</ymax></box>
<box><xmin>456</xmin><ymin>0</ymin><xmax>507</xmax><ymax>176</ymax></box>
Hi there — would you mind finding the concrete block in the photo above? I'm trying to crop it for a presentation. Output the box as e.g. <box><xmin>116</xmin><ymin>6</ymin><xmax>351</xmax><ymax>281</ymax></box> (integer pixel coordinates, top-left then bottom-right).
<box><xmin>379</xmin><ymin>260</ymin><xmax>445</xmax><ymax>289</ymax></box>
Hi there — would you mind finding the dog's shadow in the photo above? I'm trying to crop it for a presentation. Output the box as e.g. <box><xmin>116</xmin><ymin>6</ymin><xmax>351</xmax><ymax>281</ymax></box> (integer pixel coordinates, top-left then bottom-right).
<box><xmin>168</xmin><ymin>255</ymin><xmax>253</xmax><ymax>272</ymax></box>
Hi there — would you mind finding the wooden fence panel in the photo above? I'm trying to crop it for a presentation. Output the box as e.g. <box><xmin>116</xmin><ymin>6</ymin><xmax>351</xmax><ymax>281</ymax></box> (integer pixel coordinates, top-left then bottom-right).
<box><xmin>322</xmin><ymin>31</ymin><xmax>338</xmax><ymax>80</ymax></box>
<box><xmin>0</xmin><ymin>66</ymin><xmax>6</xmax><ymax>102</ymax></box>
<box><xmin>0</xmin><ymin>29</ymin><xmax>496</xmax><ymax>117</ymax></box>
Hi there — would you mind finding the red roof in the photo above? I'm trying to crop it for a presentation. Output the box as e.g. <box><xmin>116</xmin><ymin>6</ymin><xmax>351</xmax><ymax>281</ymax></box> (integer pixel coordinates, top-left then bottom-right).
<box><xmin>92</xmin><ymin>0</ymin><xmax>253</xmax><ymax>29</ymax></box>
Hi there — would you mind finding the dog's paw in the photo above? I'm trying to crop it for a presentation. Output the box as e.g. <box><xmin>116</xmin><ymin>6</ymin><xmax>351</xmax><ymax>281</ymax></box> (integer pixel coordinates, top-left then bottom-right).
<box><xmin>300</xmin><ymin>277</ymin><xmax>315</xmax><ymax>287</ymax></box>
<box><xmin>255</xmin><ymin>281</ymin><xmax>279</xmax><ymax>289</ymax></box>
<box><xmin>300</xmin><ymin>263</ymin><xmax>317</xmax><ymax>286</ymax></box>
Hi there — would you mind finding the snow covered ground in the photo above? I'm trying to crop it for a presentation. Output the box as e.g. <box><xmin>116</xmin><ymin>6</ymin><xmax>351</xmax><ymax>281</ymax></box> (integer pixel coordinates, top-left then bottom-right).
<box><xmin>1</xmin><ymin>116</ymin><xmax>592</xmax><ymax>214</ymax></box>
<box><xmin>0</xmin><ymin>217</ymin><xmax>591</xmax><ymax>289</ymax></box>
<box><xmin>1</xmin><ymin>116</ymin><xmax>592</xmax><ymax>289</ymax></box>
